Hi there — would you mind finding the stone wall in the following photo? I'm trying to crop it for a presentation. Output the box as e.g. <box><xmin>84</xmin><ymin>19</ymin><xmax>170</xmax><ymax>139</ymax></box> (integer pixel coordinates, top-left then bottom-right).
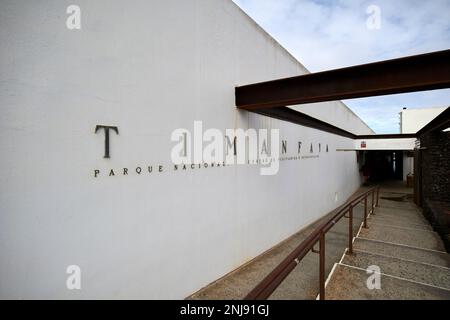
<box><xmin>420</xmin><ymin>131</ymin><xmax>450</xmax><ymax>251</ymax></box>
<box><xmin>421</xmin><ymin>131</ymin><xmax>450</xmax><ymax>203</ymax></box>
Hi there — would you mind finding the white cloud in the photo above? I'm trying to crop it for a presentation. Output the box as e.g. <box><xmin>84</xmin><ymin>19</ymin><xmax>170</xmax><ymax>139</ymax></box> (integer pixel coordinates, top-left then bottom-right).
<box><xmin>232</xmin><ymin>0</ymin><xmax>450</xmax><ymax>133</ymax></box>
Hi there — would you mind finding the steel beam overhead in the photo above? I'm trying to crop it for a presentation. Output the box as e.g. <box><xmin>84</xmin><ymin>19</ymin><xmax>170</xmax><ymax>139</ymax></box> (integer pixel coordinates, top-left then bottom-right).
<box><xmin>253</xmin><ymin>107</ymin><xmax>356</xmax><ymax>139</ymax></box>
<box><xmin>236</xmin><ymin>49</ymin><xmax>450</xmax><ymax>110</ymax></box>
<box><xmin>357</xmin><ymin>133</ymin><xmax>417</xmax><ymax>139</ymax></box>
<box><xmin>252</xmin><ymin>107</ymin><xmax>426</xmax><ymax>139</ymax></box>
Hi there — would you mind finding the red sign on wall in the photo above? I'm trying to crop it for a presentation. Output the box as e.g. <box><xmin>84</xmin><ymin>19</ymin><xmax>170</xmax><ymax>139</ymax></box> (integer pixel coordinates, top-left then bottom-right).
<box><xmin>361</xmin><ymin>141</ymin><xmax>367</xmax><ymax>148</ymax></box>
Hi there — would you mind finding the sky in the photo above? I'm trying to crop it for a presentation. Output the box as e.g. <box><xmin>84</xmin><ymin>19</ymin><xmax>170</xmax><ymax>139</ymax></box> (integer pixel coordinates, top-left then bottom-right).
<box><xmin>232</xmin><ymin>0</ymin><xmax>450</xmax><ymax>133</ymax></box>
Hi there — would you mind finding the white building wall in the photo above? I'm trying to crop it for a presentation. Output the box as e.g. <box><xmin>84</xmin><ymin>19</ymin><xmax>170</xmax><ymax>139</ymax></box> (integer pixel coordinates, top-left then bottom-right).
<box><xmin>0</xmin><ymin>0</ymin><xmax>371</xmax><ymax>299</ymax></box>
<box><xmin>403</xmin><ymin>153</ymin><xmax>414</xmax><ymax>181</ymax></box>
<box><xmin>293</xmin><ymin>102</ymin><xmax>374</xmax><ymax>135</ymax></box>
<box><xmin>398</xmin><ymin>106</ymin><xmax>447</xmax><ymax>180</ymax></box>
<box><xmin>354</xmin><ymin>138</ymin><xmax>416</xmax><ymax>151</ymax></box>
<box><xmin>400</xmin><ymin>107</ymin><xmax>447</xmax><ymax>133</ymax></box>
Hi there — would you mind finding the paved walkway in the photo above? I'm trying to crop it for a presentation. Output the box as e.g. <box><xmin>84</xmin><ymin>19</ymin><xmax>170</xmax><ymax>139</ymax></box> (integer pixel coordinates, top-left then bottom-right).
<box><xmin>325</xmin><ymin>182</ymin><xmax>450</xmax><ymax>299</ymax></box>
<box><xmin>188</xmin><ymin>185</ymin><xmax>376</xmax><ymax>299</ymax></box>
<box><xmin>188</xmin><ymin>181</ymin><xmax>450</xmax><ymax>300</ymax></box>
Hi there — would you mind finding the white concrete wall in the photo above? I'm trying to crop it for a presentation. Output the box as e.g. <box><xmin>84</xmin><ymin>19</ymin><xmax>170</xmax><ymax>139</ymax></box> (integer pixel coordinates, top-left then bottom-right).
<box><xmin>403</xmin><ymin>153</ymin><xmax>414</xmax><ymax>181</ymax></box>
<box><xmin>354</xmin><ymin>138</ymin><xmax>416</xmax><ymax>151</ymax></box>
<box><xmin>0</xmin><ymin>0</ymin><xmax>371</xmax><ymax>299</ymax></box>
<box><xmin>293</xmin><ymin>102</ymin><xmax>374</xmax><ymax>135</ymax></box>
<box><xmin>400</xmin><ymin>107</ymin><xmax>447</xmax><ymax>134</ymax></box>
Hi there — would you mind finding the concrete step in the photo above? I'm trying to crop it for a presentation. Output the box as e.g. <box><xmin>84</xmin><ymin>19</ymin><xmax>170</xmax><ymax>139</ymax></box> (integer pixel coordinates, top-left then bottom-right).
<box><xmin>369</xmin><ymin>220</ymin><xmax>432</xmax><ymax>232</ymax></box>
<box><xmin>378</xmin><ymin>193</ymin><xmax>417</xmax><ymax>204</ymax></box>
<box><xmin>374</xmin><ymin>206</ymin><xmax>426</xmax><ymax>221</ymax></box>
<box><xmin>380</xmin><ymin>190</ymin><xmax>414</xmax><ymax>198</ymax></box>
<box><xmin>371</xmin><ymin>213</ymin><xmax>429</xmax><ymax>228</ymax></box>
<box><xmin>368</xmin><ymin>214</ymin><xmax>431</xmax><ymax>230</ymax></box>
<box><xmin>358</xmin><ymin>223</ymin><xmax>445</xmax><ymax>251</ymax></box>
<box><xmin>378</xmin><ymin>200</ymin><xmax>420</xmax><ymax>212</ymax></box>
<box><xmin>353</xmin><ymin>237</ymin><xmax>450</xmax><ymax>268</ymax></box>
<box><xmin>325</xmin><ymin>264</ymin><xmax>450</xmax><ymax>300</ymax></box>
<box><xmin>342</xmin><ymin>250</ymin><xmax>450</xmax><ymax>289</ymax></box>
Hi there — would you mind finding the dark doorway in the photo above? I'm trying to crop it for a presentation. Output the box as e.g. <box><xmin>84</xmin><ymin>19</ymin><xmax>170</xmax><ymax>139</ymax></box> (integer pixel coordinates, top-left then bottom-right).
<box><xmin>363</xmin><ymin>150</ymin><xmax>404</xmax><ymax>182</ymax></box>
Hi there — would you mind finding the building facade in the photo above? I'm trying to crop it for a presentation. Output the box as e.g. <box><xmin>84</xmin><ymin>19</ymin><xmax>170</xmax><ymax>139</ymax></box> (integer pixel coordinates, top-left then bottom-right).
<box><xmin>399</xmin><ymin>107</ymin><xmax>447</xmax><ymax>181</ymax></box>
<box><xmin>0</xmin><ymin>0</ymin><xmax>376</xmax><ymax>299</ymax></box>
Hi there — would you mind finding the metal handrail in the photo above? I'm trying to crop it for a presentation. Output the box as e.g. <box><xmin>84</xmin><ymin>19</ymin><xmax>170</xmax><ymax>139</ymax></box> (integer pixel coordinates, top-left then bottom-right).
<box><xmin>244</xmin><ymin>185</ymin><xmax>380</xmax><ymax>300</ymax></box>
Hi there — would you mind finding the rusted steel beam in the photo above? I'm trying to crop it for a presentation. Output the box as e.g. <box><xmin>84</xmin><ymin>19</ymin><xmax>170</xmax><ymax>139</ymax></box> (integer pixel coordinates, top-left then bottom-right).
<box><xmin>236</xmin><ymin>50</ymin><xmax>450</xmax><ymax>110</ymax></box>
<box><xmin>253</xmin><ymin>108</ymin><xmax>419</xmax><ymax>139</ymax></box>
<box><xmin>253</xmin><ymin>107</ymin><xmax>356</xmax><ymax>139</ymax></box>
<box><xmin>357</xmin><ymin>133</ymin><xmax>416</xmax><ymax>139</ymax></box>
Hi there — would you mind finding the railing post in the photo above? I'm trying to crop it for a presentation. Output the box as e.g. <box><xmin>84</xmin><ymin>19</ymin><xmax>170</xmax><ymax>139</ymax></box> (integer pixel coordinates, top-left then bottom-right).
<box><xmin>319</xmin><ymin>232</ymin><xmax>325</xmax><ymax>300</ymax></box>
<box><xmin>371</xmin><ymin>189</ymin><xmax>375</xmax><ymax>215</ymax></box>
<box><xmin>376</xmin><ymin>186</ymin><xmax>380</xmax><ymax>207</ymax></box>
<box><xmin>364</xmin><ymin>196</ymin><xmax>368</xmax><ymax>228</ymax></box>
<box><xmin>348</xmin><ymin>206</ymin><xmax>353</xmax><ymax>255</ymax></box>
